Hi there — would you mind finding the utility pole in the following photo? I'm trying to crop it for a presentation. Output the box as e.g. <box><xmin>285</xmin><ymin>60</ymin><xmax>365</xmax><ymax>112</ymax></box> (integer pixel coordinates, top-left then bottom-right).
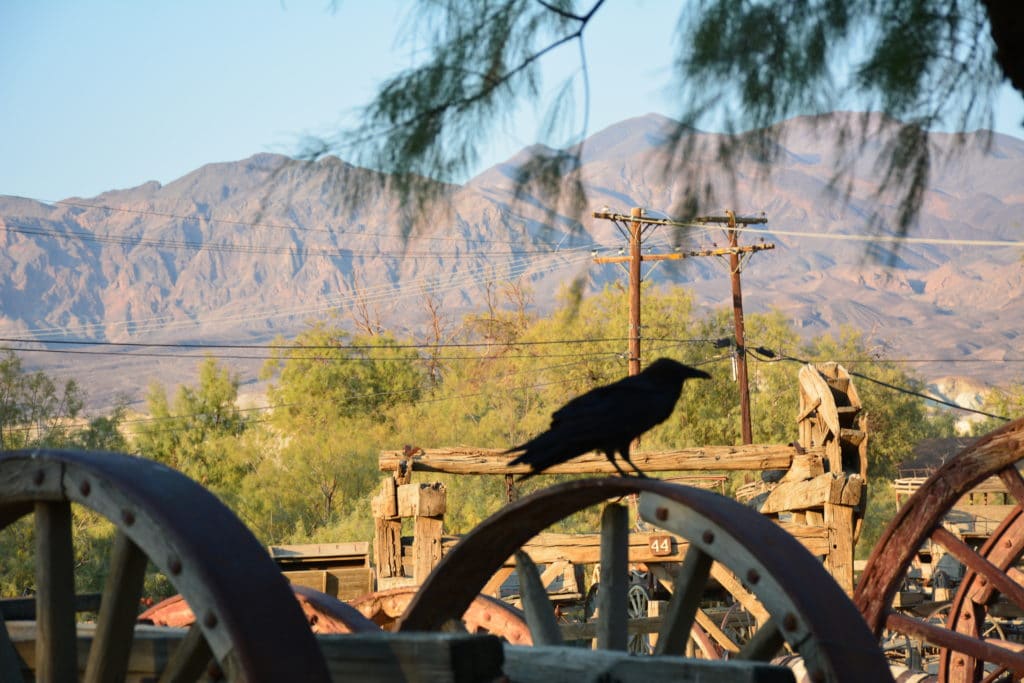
<box><xmin>694</xmin><ymin>211</ymin><xmax>772</xmax><ymax>444</ymax></box>
<box><xmin>593</xmin><ymin>207</ymin><xmax>682</xmax><ymax>376</ymax></box>
<box><xmin>593</xmin><ymin>207</ymin><xmax>774</xmax><ymax>444</ymax></box>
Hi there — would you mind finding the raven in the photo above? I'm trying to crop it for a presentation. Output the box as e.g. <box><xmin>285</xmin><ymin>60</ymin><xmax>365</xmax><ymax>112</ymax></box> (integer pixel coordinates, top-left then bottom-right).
<box><xmin>507</xmin><ymin>358</ymin><xmax>711</xmax><ymax>480</ymax></box>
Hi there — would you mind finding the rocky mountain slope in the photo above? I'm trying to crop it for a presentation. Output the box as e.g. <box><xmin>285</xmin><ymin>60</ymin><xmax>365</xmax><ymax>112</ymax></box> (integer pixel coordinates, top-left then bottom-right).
<box><xmin>1</xmin><ymin>112</ymin><xmax>1022</xmax><ymax>408</ymax></box>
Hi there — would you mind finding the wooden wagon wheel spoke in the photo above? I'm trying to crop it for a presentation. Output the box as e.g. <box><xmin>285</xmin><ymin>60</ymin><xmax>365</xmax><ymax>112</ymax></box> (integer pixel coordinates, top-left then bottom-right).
<box><xmin>694</xmin><ymin>602</ymin><xmax>740</xmax><ymax>654</ymax></box>
<box><xmin>883</xmin><ymin>611</ymin><xmax>1024</xmax><ymax>673</ymax></box>
<box><xmin>929</xmin><ymin>526</ymin><xmax>1024</xmax><ymax>611</ymax></box>
<box><xmin>0</xmin><ymin>611</ymin><xmax>23</xmax><ymax>683</ymax></box>
<box><xmin>157</xmin><ymin>623</ymin><xmax>214</xmax><ymax>683</ymax></box>
<box><xmin>34</xmin><ymin>500</ymin><xmax>77</xmax><ymax>682</ymax></box>
<box><xmin>997</xmin><ymin>466</ymin><xmax>1024</xmax><ymax>503</ymax></box>
<box><xmin>653</xmin><ymin>544</ymin><xmax>713</xmax><ymax>655</ymax></box>
<box><xmin>400</xmin><ymin>478</ymin><xmax>892</xmax><ymax>682</ymax></box>
<box><xmin>596</xmin><ymin>503</ymin><xmax>628</xmax><ymax>650</ymax></box>
<box><xmin>514</xmin><ymin>551</ymin><xmax>563</xmax><ymax>646</ymax></box>
<box><xmin>0</xmin><ymin>449</ymin><xmax>330</xmax><ymax>682</ymax></box>
<box><xmin>855</xmin><ymin>418</ymin><xmax>1024</xmax><ymax>682</ymax></box>
<box><xmin>737</xmin><ymin>617</ymin><xmax>785</xmax><ymax>661</ymax></box>
<box><xmin>84</xmin><ymin>531</ymin><xmax>148</xmax><ymax>682</ymax></box>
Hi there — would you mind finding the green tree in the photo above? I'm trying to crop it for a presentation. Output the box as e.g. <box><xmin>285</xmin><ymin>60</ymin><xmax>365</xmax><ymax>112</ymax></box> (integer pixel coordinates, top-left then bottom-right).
<box><xmin>973</xmin><ymin>384</ymin><xmax>1022</xmax><ymax>435</ymax></box>
<box><xmin>320</xmin><ymin>1</ymin><xmax>1020</xmax><ymax>233</ymax></box>
<box><xmin>0</xmin><ymin>348</ymin><xmax>84</xmax><ymax>449</ymax></box>
<box><xmin>134</xmin><ymin>357</ymin><xmax>249</xmax><ymax>495</ymax></box>
<box><xmin>262</xmin><ymin>325</ymin><xmax>427</xmax><ymax>430</ymax></box>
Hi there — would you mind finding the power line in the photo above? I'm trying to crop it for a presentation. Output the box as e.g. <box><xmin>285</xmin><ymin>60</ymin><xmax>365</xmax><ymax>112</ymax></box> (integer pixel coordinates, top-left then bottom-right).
<box><xmin>12</xmin><ymin>249</ymin><xmax>596</xmax><ymax>337</ymax></box>
<box><xmin>15</xmin><ymin>196</ymin><xmax>562</xmax><ymax>247</ymax></box>
<box><xmin>0</xmin><ymin>336</ymin><xmax>622</xmax><ymax>350</ymax></box>
<box><xmin>0</xmin><ymin>335</ymin><xmax>718</xmax><ymax>351</ymax></box>
<box><xmin>746</xmin><ymin>347</ymin><xmax>1009</xmax><ymax>421</ymax></box>
<box><xmin>607</xmin><ymin>208</ymin><xmax>1024</xmax><ymax>249</ymax></box>
<box><xmin>0</xmin><ymin>221</ymin><xmax>594</xmax><ymax>258</ymax></box>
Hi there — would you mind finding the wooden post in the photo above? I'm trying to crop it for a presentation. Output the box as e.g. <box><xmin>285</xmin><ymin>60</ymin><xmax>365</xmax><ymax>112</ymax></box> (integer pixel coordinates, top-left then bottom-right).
<box><xmin>597</xmin><ymin>504</ymin><xmax>629</xmax><ymax>651</ymax></box>
<box><xmin>400</xmin><ymin>483</ymin><xmax>446</xmax><ymax>582</ymax></box>
<box><xmin>825</xmin><ymin>502</ymin><xmax>855</xmax><ymax>594</ymax></box>
<box><xmin>628</xmin><ymin>207</ymin><xmax>643</xmax><ymax>377</ymax></box>
<box><xmin>725</xmin><ymin>210</ymin><xmax>753</xmax><ymax>445</ymax></box>
<box><xmin>372</xmin><ymin>477</ymin><xmax>403</xmax><ymax>579</ymax></box>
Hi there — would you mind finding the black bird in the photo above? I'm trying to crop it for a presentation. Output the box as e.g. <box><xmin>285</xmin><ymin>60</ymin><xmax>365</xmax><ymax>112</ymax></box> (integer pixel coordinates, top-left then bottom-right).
<box><xmin>507</xmin><ymin>358</ymin><xmax>711</xmax><ymax>480</ymax></box>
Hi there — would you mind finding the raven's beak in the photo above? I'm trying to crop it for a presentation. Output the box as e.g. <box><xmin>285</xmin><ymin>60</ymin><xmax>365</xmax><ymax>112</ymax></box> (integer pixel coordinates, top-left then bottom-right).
<box><xmin>686</xmin><ymin>368</ymin><xmax>712</xmax><ymax>380</ymax></box>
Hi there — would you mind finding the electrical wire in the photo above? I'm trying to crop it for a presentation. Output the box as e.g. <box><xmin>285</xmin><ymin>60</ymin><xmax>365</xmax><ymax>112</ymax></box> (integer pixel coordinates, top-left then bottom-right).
<box><xmin>604</xmin><ymin>208</ymin><xmax>1024</xmax><ymax>250</ymax></box>
<box><xmin>0</xmin><ymin>221</ymin><xmax>598</xmax><ymax>258</ymax></box>
<box><xmin>745</xmin><ymin>346</ymin><xmax>1010</xmax><ymax>421</ymax></box>
<box><xmin>12</xmin><ymin>248</ymin><xmax>596</xmax><ymax>337</ymax></box>
<box><xmin>13</xmin><ymin>195</ymin><xmax>559</xmax><ymax>247</ymax></box>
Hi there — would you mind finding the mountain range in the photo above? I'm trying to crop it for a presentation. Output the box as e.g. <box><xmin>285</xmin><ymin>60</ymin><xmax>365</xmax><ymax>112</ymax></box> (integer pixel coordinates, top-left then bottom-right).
<box><xmin>2</xmin><ymin>111</ymin><xmax>1022</xmax><ymax>410</ymax></box>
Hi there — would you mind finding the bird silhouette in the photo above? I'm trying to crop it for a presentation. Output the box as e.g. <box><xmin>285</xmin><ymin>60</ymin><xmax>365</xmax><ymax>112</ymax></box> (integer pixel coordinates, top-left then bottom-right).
<box><xmin>507</xmin><ymin>358</ymin><xmax>711</xmax><ymax>480</ymax></box>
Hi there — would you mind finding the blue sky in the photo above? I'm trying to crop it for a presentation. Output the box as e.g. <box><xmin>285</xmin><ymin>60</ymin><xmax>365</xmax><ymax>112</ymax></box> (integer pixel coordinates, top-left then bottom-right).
<box><xmin>3</xmin><ymin>1</ymin><xmax>1023</xmax><ymax>202</ymax></box>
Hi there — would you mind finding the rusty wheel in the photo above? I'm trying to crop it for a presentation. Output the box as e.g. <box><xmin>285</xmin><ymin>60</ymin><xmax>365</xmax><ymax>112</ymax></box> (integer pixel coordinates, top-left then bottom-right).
<box><xmin>349</xmin><ymin>586</ymin><xmax>532</xmax><ymax>644</ymax></box>
<box><xmin>140</xmin><ymin>584</ymin><xmax>380</xmax><ymax>635</ymax></box>
<box><xmin>0</xmin><ymin>448</ymin><xmax>330</xmax><ymax>682</ymax></box>
<box><xmin>855</xmin><ymin>418</ymin><xmax>1024</xmax><ymax>681</ymax></box>
<box><xmin>400</xmin><ymin>478</ymin><xmax>892</xmax><ymax>682</ymax></box>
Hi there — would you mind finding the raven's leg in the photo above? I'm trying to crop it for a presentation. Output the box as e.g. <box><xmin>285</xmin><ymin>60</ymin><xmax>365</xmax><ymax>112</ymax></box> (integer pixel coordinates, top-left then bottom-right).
<box><xmin>620</xmin><ymin>447</ymin><xmax>648</xmax><ymax>479</ymax></box>
<box><xmin>603</xmin><ymin>450</ymin><xmax>631</xmax><ymax>477</ymax></box>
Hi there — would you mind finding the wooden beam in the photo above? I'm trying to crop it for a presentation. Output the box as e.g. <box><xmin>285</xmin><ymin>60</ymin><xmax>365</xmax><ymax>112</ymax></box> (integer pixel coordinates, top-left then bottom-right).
<box><xmin>503</xmin><ymin>644</ymin><xmax>795</xmax><ymax>682</ymax></box>
<box><xmin>502</xmin><ymin>524</ymin><xmax>829</xmax><ymax>566</ymax></box>
<box><xmin>9</xmin><ymin>625</ymin><xmax>505</xmax><ymax>683</ymax></box>
<box><xmin>379</xmin><ymin>445</ymin><xmax>818</xmax><ymax>475</ymax></box>
<box><xmin>759</xmin><ymin>473</ymin><xmax>863</xmax><ymax>514</ymax></box>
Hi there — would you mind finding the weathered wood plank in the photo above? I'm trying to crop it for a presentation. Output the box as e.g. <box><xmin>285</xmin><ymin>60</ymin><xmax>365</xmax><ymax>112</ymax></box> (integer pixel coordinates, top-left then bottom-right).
<box><xmin>9</xmin><ymin>625</ymin><xmax>505</xmax><ymax>683</ymax></box>
<box><xmin>35</xmin><ymin>500</ymin><xmax>78</xmax><ymax>683</ymax></box>
<box><xmin>503</xmin><ymin>644</ymin><xmax>795</xmax><ymax>682</ymax></box>
<box><xmin>825</xmin><ymin>503</ymin><xmax>856</xmax><ymax>595</ymax></box>
<box><xmin>397</xmin><ymin>483</ymin><xmax>446</xmax><ymax>518</ymax></box>
<box><xmin>561</xmin><ymin>615</ymin><xmax>672</xmax><ymax>641</ymax></box>
<box><xmin>270</xmin><ymin>541</ymin><xmax>371</xmax><ymax>563</ymax></box>
<box><xmin>0</xmin><ymin>594</ymin><xmax>102</xmax><ymax>621</ymax></box>
<box><xmin>481</xmin><ymin>567</ymin><xmax>514</xmax><ymax>599</ymax></box>
<box><xmin>84</xmin><ymin>532</ymin><xmax>149</xmax><ymax>683</ymax></box>
<box><xmin>370</xmin><ymin>477</ymin><xmax>398</xmax><ymax>518</ymax></box>
<box><xmin>379</xmin><ymin>445</ymin><xmax>816</xmax><ymax>475</ymax></box>
<box><xmin>597</xmin><ymin>504</ymin><xmax>629</xmax><ymax>651</ymax></box>
<box><xmin>317</xmin><ymin>632</ymin><xmax>504</xmax><ymax>683</ymax></box>
<box><xmin>759</xmin><ymin>473</ymin><xmax>862</xmax><ymax>514</ymax></box>
<box><xmin>374</xmin><ymin>518</ymin><xmax>403</xmax><ymax>578</ymax></box>
<box><xmin>413</xmin><ymin>516</ymin><xmax>443</xmax><ymax>582</ymax></box>
<box><xmin>504</xmin><ymin>524</ymin><xmax>829</xmax><ymax>566</ymax></box>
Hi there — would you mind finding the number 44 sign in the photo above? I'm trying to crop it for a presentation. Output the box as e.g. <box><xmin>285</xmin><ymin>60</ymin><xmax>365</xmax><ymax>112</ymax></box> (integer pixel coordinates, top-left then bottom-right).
<box><xmin>648</xmin><ymin>535</ymin><xmax>674</xmax><ymax>557</ymax></box>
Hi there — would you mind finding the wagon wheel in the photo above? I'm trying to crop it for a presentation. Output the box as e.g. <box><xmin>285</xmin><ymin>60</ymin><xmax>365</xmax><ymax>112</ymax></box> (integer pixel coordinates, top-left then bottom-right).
<box><xmin>855</xmin><ymin>417</ymin><xmax>1024</xmax><ymax>682</ymax></box>
<box><xmin>348</xmin><ymin>586</ymin><xmax>532</xmax><ymax>644</ymax></box>
<box><xmin>0</xmin><ymin>448</ymin><xmax>330</xmax><ymax>682</ymax></box>
<box><xmin>140</xmin><ymin>584</ymin><xmax>380</xmax><ymax>635</ymax></box>
<box><xmin>626</xmin><ymin>581</ymin><xmax>651</xmax><ymax>654</ymax></box>
<box><xmin>399</xmin><ymin>478</ymin><xmax>893</xmax><ymax>682</ymax></box>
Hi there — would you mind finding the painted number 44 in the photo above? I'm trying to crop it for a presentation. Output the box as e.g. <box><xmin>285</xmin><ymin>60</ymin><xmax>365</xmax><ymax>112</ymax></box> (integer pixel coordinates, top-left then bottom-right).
<box><xmin>649</xmin><ymin>535</ymin><xmax>673</xmax><ymax>556</ymax></box>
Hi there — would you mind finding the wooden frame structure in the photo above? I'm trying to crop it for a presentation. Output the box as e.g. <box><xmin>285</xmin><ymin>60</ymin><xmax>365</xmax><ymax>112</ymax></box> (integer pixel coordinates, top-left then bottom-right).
<box><xmin>374</xmin><ymin>362</ymin><xmax>868</xmax><ymax>595</ymax></box>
